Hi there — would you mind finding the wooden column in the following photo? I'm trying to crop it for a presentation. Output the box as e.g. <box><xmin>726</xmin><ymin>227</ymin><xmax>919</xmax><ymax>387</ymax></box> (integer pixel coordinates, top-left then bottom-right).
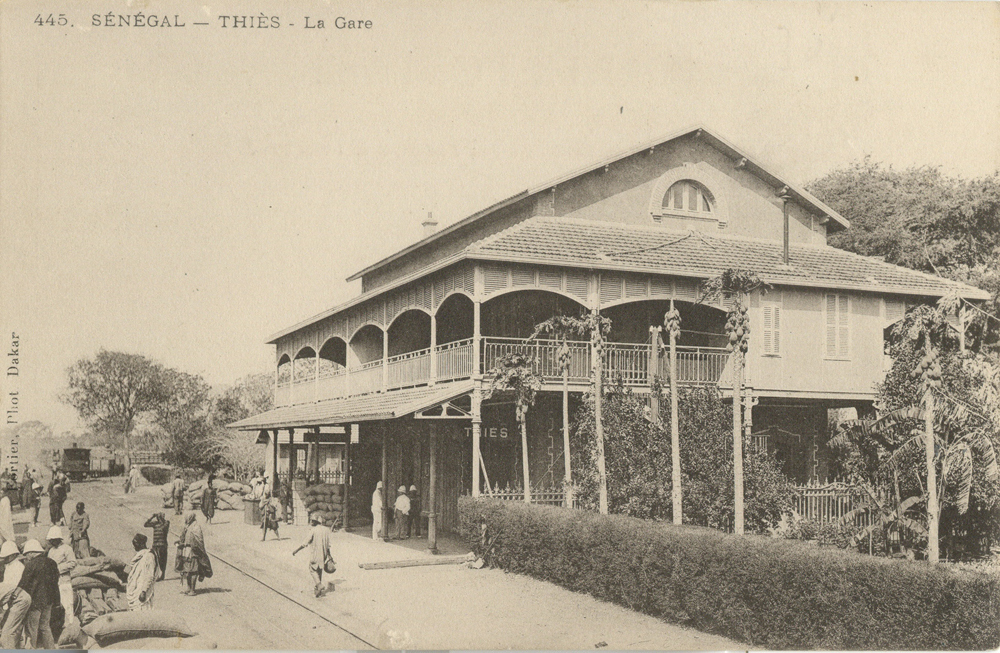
<box><xmin>427</xmin><ymin>422</ymin><xmax>439</xmax><ymax>554</ymax></box>
<box><xmin>343</xmin><ymin>433</ymin><xmax>350</xmax><ymax>530</ymax></box>
<box><xmin>473</xmin><ymin>300</ymin><xmax>482</xmax><ymax>376</ymax></box>
<box><xmin>381</xmin><ymin>424</ymin><xmax>389</xmax><ymax>541</ymax></box>
<box><xmin>429</xmin><ymin>313</ymin><xmax>438</xmax><ymax>386</ymax></box>
<box><xmin>288</xmin><ymin>429</ymin><xmax>296</xmax><ymax>479</ymax></box>
<box><xmin>382</xmin><ymin>330</ymin><xmax>389</xmax><ymax>392</ymax></box>
<box><xmin>271</xmin><ymin>429</ymin><xmax>279</xmax><ymax>498</ymax></box>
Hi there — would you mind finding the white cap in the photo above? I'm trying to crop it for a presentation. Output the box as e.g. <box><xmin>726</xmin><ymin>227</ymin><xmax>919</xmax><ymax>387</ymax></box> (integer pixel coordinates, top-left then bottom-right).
<box><xmin>409</xmin><ymin>485</ymin><xmax>417</xmax><ymax>491</ymax></box>
<box><xmin>22</xmin><ymin>539</ymin><xmax>44</xmax><ymax>554</ymax></box>
<box><xmin>397</xmin><ymin>485</ymin><xmax>406</xmax><ymax>493</ymax></box>
<box><xmin>0</xmin><ymin>540</ymin><xmax>20</xmax><ymax>557</ymax></box>
<box><xmin>376</xmin><ymin>481</ymin><xmax>382</xmax><ymax>489</ymax></box>
<box><xmin>46</xmin><ymin>526</ymin><xmax>63</xmax><ymax>541</ymax></box>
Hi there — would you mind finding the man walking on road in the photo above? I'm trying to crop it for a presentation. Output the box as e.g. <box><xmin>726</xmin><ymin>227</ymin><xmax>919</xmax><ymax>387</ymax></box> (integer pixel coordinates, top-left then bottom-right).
<box><xmin>69</xmin><ymin>501</ymin><xmax>91</xmax><ymax>559</ymax></box>
<box><xmin>18</xmin><ymin>539</ymin><xmax>59</xmax><ymax>649</ymax></box>
<box><xmin>126</xmin><ymin>534</ymin><xmax>157</xmax><ymax>611</ymax></box>
<box><xmin>371</xmin><ymin>481</ymin><xmax>383</xmax><ymax>540</ymax></box>
<box><xmin>0</xmin><ymin>540</ymin><xmax>29</xmax><ymax>649</ymax></box>
<box><xmin>292</xmin><ymin>515</ymin><xmax>334</xmax><ymax>598</ymax></box>
<box><xmin>46</xmin><ymin>526</ymin><xmax>76</xmax><ymax>628</ymax></box>
<box><xmin>171</xmin><ymin>473</ymin><xmax>185</xmax><ymax>515</ymax></box>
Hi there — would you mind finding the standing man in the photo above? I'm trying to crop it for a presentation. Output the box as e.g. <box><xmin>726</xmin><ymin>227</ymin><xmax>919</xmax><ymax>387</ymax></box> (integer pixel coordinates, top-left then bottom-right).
<box><xmin>408</xmin><ymin>485</ymin><xmax>421</xmax><ymax>538</ymax></box>
<box><xmin>171</xmin><ymin>473</ymin><xmax>185</xmax><ymax>515</ymax></box>
<box><xmin>126</xmin><ymin>534</ymin><xmax>157</xmax><ymax>611</ymax></box>
<box><xmin>200</xmin><ymin>478</ymin><xmax>217</xmax><ymax>525</ymax></box>
<box><xmin>68</xmin><ymin>502</ymin><xmax>91</xmax><ymax>559</ymax></box>
<box><xmin>18</xmin><ymin>539</ymin><xmax>59</xmax><ymax>649</ymax></box>
<box><xmin>292</xmin><ymin>515</ymin><xmax>333</xmax><ymax>598</ymax></box>
<box><xmin>143</xmin><ymin>512</ymin><xmax>170</xmax><ymax>580</ymax></box>
<box><xmin>393</xmin><ymin>485</ymin><xmax>410</xmax><ymax>540</ymax></box>
<box><xmin>370</xmin><ymin>481</ymin><xmax>383</xmax><ymax>541</ymax></box>
<box><xmin>0</xmin><ymin>540</ymin><xmax>29</xmax><ymax>649</ymax></box>
<box><xmin>46</xmin><ymin>526</ymin><xmax>76</xmax><ymax>627</ymax></box>
<box><xmin>48</xmin><ymin>474</ymin><xmax>67</xmax><ymax>526</ymax></box>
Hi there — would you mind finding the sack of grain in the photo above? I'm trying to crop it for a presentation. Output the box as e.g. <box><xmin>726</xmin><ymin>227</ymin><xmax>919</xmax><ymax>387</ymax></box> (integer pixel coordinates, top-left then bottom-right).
<box><xmin>76</xmin><ymin>590</ymin><xmax>98</xmax><ymax>625</ymax></box>
<box><xmin>88</xmin><ymin>588</ymin><xmax>111</xmax><ymax>616</ymax></box>
<box><xmin>72</xmin><ymin>576</ymin><xmax>110</xmax><ymax>592</ymax></box>
<box><xmin>106</xmin><ymin>634</ymin><xmax>218</xmax><ymax>650</ymax></box>
<box><xmin>83</xmin><ymin>610</ymin><xmax>197</xmax><ymax>646</ymax></box>
<box><xmin>91</xmin><ymin>570</ymin><xmax>126</xmax><ymax>591</ymax></box>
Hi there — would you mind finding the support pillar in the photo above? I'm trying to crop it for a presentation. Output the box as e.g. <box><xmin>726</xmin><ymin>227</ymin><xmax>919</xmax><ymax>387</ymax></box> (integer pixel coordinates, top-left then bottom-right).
<box><xmin>271</xmin><ymin>430</ymin><xmax>279</xmax><ymax>499</ymax></box>
<box><xmin>343</xmin><ymin>432</ymin><xmax>350</xmax><ymax>530</ymax></box>
<box><xmin>472</xmin><ymin>388</ymin><xmax>482</xmax><ymax>497</ymax></box>
<box><xmin>429</xmin><ymin>313</ymin><xmax>438</xmax><ymax>385</ymax></box>
<box><xmin>473</xmin><ymin>300</ymin><xmax>482</xmax><ymax>376</ymax></box>
<box><xmin>382</xmin><ymin>331</ymin><xmax>389</xmax><ymax>392</ymax></box>
<box><xmin>428</xmin><ymin>422</ymin><xmax>439</xmax><ymax>554</ymax></box>
<box><xmin>381</xmin><ymin>424</ymin><xmax>389</xmax><ymax>542</ymax></box>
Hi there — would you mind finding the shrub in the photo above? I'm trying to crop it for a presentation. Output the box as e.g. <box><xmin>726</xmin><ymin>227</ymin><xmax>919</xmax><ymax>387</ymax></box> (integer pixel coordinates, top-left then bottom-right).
<box><xmin>460</xmin><ymin>497</ymin><xmax>1000</xmax><ymax>650</ymax></box>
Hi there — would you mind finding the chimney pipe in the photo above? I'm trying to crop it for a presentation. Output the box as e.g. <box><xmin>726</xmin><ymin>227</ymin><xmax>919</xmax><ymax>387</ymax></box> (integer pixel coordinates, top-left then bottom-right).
<box><xmin>421</xmin><ymin>211</ymin><xmax>438</xmax><ymax>239</ymax></box>
<box><xmin>779</xmin><ymin>187</ymin><xmax>792</xmax><ymax>266</ymax></box>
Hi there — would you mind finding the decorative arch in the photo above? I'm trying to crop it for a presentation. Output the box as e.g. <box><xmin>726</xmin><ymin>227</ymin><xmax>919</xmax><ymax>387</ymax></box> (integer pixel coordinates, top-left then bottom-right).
<box><xmin>601</xmin><ymin>299</ymin><xmax>728</xmax><ymax>347</ymax></box>
<box><xmin>349</xmin><ymin>323</ymin><xmax>384</xmax><ymax>366</ymax></box>
<box><xmin>648</xmin><ymin>162</ymin><xmax>731</xmax><ymax>227</ymax></box>
<box><xmin>481</xmin><ymin>289</ymin><xmax>588</xmax><ymax>340</ymax></box>
<box><xmin>432</xmin><ymin>289</ymin><xmax>474</xmax><ymax>315</ymax></box>
<box><xmin>387</xmin><ymin>309</ymin><xmax>431</xmax><ymax>357</ymax></box>
<box><xmin>276</xmin><ymin>354</ymin><xmax>292</xmax><ymax>384</ymax></box>
<box><xmin>347</xmin><ymin>320</ymin><xmax>385</xmax><ymax>343</ymax></box>
<box><xmin>318</xmin><ymin>337</ymin><xmax>347</xmax><ymax>371</ymax></box>
<box><xmin>292</xmin><ymin>346</ymin><xmax>317</xmax><ymax>383</ymax></box>
<box><xmin>436</xmin><ymin>292</ymin><xmax>475</xmax><ymax>345</ymax></box>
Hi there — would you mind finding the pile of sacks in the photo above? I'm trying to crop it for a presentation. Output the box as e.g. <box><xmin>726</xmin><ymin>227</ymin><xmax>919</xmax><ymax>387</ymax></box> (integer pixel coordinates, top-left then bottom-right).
<box><xmin>84</xmin><ymin>609</ymin><xmax>213</xmax><ymax>649</ymax></box>
<box><xmin>302</xmin><ymin>483</ymin><xmax>344</xmax><ymax>527</ymax></box>
<box><xmin>71</xmin><ymin>554</ymin><xmax>130</xmax><ymax>627</ymax></box>
<box><xmin>161</xmin><ymin>478</ymin><xmax>252</xmax><ymax>511</ymax></box>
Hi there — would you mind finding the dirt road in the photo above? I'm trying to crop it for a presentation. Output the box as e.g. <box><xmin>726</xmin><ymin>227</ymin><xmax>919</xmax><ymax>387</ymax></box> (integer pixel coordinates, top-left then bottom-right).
<box><xmin>27</xmin><ymin>479</ymin><xmax>371</xmax><ymax>650</ymax></box>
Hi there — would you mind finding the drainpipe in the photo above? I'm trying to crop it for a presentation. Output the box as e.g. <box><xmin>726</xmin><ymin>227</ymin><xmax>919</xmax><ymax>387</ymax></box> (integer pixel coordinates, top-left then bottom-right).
<box><xmin>779</xmin><ymin>186</ymin><xmax>793</xmax><ymax>265</ymax></box>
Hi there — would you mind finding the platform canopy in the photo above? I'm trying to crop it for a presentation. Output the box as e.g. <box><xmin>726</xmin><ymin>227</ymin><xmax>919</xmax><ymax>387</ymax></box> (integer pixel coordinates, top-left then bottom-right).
<box><xmin>228</xmin><ymin>381</ymin><xmax>475</xmax><ymax>431</ymax></box>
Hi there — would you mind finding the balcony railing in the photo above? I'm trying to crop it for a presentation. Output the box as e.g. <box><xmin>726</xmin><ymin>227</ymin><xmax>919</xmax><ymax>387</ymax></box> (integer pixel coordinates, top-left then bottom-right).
<box><xmin>436</xmin><ymin>338</ymin><xmax>475</xmax><ymax>381</ymax></box>
<box><xmin>350</xmin><ymin>360</ymin><xmax>384</xmax><ymax>396</ymax></box>
<box><xmin>274</xmin><ymin>337</ymin><xmax>731</xmax><ymax>406</ymax></box>
<box><xmin>387</xmin><ymin>348</ymin><xmax>431</xmax><ymax>390</ymax></box>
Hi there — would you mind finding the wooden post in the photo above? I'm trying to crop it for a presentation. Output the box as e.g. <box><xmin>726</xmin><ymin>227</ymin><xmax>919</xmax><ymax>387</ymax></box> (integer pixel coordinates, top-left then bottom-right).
<box><xmin>429</xmin><ymin>313</ymin><xmax>437</xmax><ymax>386</ymax></box>
<box><xmin>473</xmin><ymin>300</ymin><xmax>482</xmax><ymax>376</ymax></box>
<box><xmin>472</xmin><ymin>388</ymin><xmax>482</xmax><ymax>498</ymax></box>
<box><xmin>924</xmin><ymin>370</ymin><xmax>939</xmax><ymax>564</ymax></box>
<box><xmin>271</xmin><ymin>429</ymin><xmax>279</xmax><ymax>500</ymax></box>
<box><xmin>593</xmin><ymin>309</ymin><xmax>608</xmax><ymax>515</ymax></box>
<box><xmin>428</xmin><ymin>422</ymin><xmax>439</xmax><ymax>554</ymax></box>
<box><xmin>343</xmin><ymin>432</ymin><xmax>350</xmax><ymax>530</ymax></box>
<box><xmin>288</xmin><ymin>429</ymin><xmax>296</xmax><ymax>479</ymax></box>
<box><xmin>562</xmin><ymin>352</ymin><xmax>572</xmax><ymax>508</ymax></box>
<box><xmin>520</xmin><ymin>411</ymin><xmax>531</xmax><ymax>504</ymax></box>
<box><xmin>649</xmin><ymin>326</ymin><xmax>661</xmax><ymax>425</ymax></box>
<box><xmin>381</xmin><ymin>424</ymin><xmax>389</xmax><ymax>542</ymax></box>
<box><xmin>733</xmin><ymin>350</ymin><xmax>744</xmax><ymax>536</ymax></box>
<box><xmin>668</xmin><ymin>313</ymin><xmax>681</xmax><ymax>526</ymax></box>
<box><xmin>382</xmin><ymin>330</ymin><xmax>389</xmax><ymax>392</ymax></box>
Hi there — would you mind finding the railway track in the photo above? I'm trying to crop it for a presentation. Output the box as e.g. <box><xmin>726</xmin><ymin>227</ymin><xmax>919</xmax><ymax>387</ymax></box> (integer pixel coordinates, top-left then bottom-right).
<box><xmin>115</xmin><ymin>498</ymin><xmax>378</xmax><ymax>649</ymax></box>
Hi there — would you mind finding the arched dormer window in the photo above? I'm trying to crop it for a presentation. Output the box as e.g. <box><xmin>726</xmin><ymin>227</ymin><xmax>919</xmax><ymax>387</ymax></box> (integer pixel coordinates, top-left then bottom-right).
<box><xmin>663</xmin><ymin>180</ymin><xmax>713</xmax><ymax>216</ymax></box>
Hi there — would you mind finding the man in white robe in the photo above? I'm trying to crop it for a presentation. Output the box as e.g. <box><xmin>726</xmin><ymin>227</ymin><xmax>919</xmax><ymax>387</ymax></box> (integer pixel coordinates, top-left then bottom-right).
<box><xmin>126</xmin><ymin>534</ymin><xmax>157</xmax><ymax>611</ymax></box>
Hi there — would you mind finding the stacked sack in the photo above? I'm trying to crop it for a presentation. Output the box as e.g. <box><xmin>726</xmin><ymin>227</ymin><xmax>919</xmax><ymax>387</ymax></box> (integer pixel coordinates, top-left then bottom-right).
<box><xmin>302</xmin><ymin>483</ymin><xmax>344</xmax><ymax>527</ymax></box>
<box><xmin>182</xmin><ymin>478</ymin><xmax>253</xmax><ymax>511</ymax></box>
<box><xmin>84</xmin><ymin>609</ymin><xmax>210</xmax><ymax>649</ymax></box>
<box><xmin>70</xmin><ymin>555</ymin><xmax>130</xmax><ymax>630</ymax></box>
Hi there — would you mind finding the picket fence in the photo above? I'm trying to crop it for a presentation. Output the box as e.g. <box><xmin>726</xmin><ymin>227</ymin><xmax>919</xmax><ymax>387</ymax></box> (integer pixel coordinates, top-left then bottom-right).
<box><xmin>792</xmin><ymin>480</ymin><xmax>869</xmax><ymax>525</ymax></box>
<box><xmin>486</xmin><ymin>488</ymin><xmax>574</xmax><ymax>507</ymax></box>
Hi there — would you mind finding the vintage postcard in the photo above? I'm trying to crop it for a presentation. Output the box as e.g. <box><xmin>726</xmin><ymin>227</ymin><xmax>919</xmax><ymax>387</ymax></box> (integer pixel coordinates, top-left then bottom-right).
<box><xmin>1</xmin><ymin>0</ymin><xmax>998</xmax><ymax>650</ymax></box>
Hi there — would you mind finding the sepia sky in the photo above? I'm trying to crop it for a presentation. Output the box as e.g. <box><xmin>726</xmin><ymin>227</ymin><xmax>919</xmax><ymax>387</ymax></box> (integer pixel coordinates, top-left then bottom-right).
<box><xmin>1</xmin><ymin>0</ymin><xmax>998</xmax><ymax>434</ymax></box>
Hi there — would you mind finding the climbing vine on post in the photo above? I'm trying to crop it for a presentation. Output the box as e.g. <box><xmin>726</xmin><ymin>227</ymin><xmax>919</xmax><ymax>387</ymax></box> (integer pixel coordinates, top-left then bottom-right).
<box><xmin>486</xmin><ymin>352</ymin><xmax>542</xmax><ymax>503</ymax></box>
<box><xmin>664</xmin><ymin>301</ymin><xmax>683</xmax><ymax>525</ymax></box>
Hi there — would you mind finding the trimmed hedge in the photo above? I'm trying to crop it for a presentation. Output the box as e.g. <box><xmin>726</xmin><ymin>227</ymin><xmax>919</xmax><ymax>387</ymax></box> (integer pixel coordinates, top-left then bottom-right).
<box><xmin>459</xmin><ymin>497</ymin><xmax>1000</xmax><ymax>650</ymax></box>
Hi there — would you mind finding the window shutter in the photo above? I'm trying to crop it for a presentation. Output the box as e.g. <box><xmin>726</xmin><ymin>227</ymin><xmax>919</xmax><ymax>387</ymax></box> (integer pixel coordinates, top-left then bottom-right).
<box><xmin>772</xmin><ymin>305</ymin><xmax>781</xmax><ymax>354</ymax></box>
<box><xmin>762</xmin><ymin>306</ymin><xmax>773</xmax><ymax>354</ymax></box>
<box><xmin>838</xmin><ymin>295</ymin><xmax>850</xmax><ymax>358</ymax></box>
<box><xmin>825</xmin><ymin>294</ymin><xmax>837</xmax><ymax>357</ymax></box>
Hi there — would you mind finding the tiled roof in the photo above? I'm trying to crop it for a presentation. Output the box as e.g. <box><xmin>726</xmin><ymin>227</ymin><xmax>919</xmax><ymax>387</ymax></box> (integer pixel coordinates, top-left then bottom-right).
<box><xmin>468</xmin><ymin>217</ymin><xmax>990</xmax><ymax>300</ymax></box>
<box><xmin>228</xmin><ymin>382</ymin><xmax>474</xmax><ymax>430</ymax></box>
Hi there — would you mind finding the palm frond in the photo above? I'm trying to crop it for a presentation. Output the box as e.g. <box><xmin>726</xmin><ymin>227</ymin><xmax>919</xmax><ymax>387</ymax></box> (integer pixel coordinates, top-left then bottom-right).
<box><xmin>944</xmin><ymin>442</ymin><xmax>973</xmax><ymax>515</ymax></box>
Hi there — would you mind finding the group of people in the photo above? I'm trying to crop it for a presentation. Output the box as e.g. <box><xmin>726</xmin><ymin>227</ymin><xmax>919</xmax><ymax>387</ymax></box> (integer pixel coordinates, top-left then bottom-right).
<box><xmin>0</xmin><ymin>522</ymin><xmax>85</xmax><ymax>649</ymax></box>
<box><xmin>370</xmin><ymin>482</ymin><xmax>421</xmax><ymax>541</ymax></box>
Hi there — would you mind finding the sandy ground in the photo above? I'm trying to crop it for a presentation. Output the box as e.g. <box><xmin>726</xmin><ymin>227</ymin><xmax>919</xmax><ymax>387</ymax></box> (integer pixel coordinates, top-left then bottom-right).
<box><xmin>32</xmin><ymin>479</ymin><xmax>747</xmax><ymax>650</ymax></box>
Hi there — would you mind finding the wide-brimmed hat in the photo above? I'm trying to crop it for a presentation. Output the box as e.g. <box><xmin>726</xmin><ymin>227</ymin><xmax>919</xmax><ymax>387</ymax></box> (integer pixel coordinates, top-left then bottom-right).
<box><xmin>22</xmin><ymin>539</ymin><xmax>44</xmax><ymax>554</ymax></box>
<box><xmin>0</xmin><ymin>540</ymin><xmax>20</xmax><ymax>557</ymax></box>
<box><xmin>409</xmin><ymin>485</ymin><xmax>417</xmax><ymax>492</ymax></box>
<box><xmin>47</xmin><ymin>526</ymin><xmax>64</xmax><ymax>541</ymax></box>
<box><xmin>397</xmin><ymin>485</ymin><xmax>406</xmax><ymax>493</ymax></box>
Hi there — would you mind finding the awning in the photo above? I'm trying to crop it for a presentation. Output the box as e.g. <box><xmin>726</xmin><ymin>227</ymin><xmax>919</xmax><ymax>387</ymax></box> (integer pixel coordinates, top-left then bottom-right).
<box><xmin>228</xmin><ymin>381</ymin><xmax>475</xmax><ymax>431</ymax></box>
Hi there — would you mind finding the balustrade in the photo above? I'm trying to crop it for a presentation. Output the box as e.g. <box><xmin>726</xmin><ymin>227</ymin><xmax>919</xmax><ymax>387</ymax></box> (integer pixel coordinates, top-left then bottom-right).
<box><xmin>349</xmin><ymin>360</ymin><xmax>384</xmax><ymax>396</ymax></box>
<box><xmin>387</xmin><ymin>348</ymin><xmax>431</xmax><ymax>390</ymax></box>
<box><xmin>436</xmin><ymin>338</ymin><xmax>475</xmax><ymax>381</ymax></box>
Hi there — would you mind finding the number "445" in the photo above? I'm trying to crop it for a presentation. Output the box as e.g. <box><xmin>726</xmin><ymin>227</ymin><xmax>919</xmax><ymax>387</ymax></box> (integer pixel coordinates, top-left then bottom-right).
<box><xmin>34</xmin><ymin>14</ymin><xmax>68</xmax><ymax>26</ymax></box>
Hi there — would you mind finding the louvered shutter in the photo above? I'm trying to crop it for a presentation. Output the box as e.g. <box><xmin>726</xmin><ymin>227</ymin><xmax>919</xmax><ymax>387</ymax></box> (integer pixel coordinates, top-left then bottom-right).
<box><xmin>762</xmin><ymin>306</ymin><xmax>773</xmax><ymax>354</ymax></box>
<box><xmin>838</xmin><ymin>295</ymin><xmax>850</xmax><ymax>358</ymax></box>
<box><xmin>825</xmin><ymin>294</ymin><xmax>837</xmax><ymax>357</ymax></box>
<box><xmin>772</xmin><ymin>304</ymin><xmax>781</xmax><ymax>354</ymax></box>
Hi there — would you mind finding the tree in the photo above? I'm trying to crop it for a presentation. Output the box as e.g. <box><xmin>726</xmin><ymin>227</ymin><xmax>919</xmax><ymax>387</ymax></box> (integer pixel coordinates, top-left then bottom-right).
<box><xmin>210</xmin><ymin>373</ymin><xmax>274</xmax><ymax>427</ymax></box>
<box><xmin>61</xmin><ymin>350</ymin><xmax>172</xmax><ymax>468</ymax></box>
<box><xmin>807</xmin><ymin>160</ymin><xmax>1000</xmax><ymax>349</ymax></box>
<box><xmin>701</xmin><ymin>269</ymin><xmax>768</xmax><ymax>535</ymax></box>
<box><xmin>486</xmin><ymin>352</ymin><xmax>541</xmax><ymax>503</ymax></box>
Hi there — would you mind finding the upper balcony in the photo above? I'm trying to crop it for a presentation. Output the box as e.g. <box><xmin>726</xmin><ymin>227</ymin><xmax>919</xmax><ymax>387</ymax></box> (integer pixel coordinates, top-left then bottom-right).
<box><xmin>274</xmin><ymin>336</ymin><xmax>730</xmax><ymax>407</ymax></box>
